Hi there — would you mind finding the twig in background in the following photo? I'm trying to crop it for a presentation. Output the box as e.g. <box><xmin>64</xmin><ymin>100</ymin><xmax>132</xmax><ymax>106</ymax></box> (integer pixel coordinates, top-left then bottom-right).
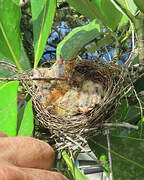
<box><xmin>126</xmin><ymin>22</ymin><xmax>136</xmax><ymax>67</ymax></box>
<box><xmin>106</xmin><ymin>129</ymin><xmax>113</xmax><ymax>180</ymax></box>
<box><xmin>133</xmin><ymin>88</ymin><xmax>143</xmax><ymax>136</ymax></box>
<box><xmin>104</xmin><ymin>122</ymin><xmax>138</xmax><ymax>130</ymax></box>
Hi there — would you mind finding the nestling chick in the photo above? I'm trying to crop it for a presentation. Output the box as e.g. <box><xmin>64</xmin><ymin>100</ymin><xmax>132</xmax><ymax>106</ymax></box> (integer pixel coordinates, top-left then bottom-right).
<box><xmin>33</xmin><ymin>56</ymin><xmax>105</xmax><ymax>116</ymax></box>
<box><xmin>53</xmin><ymin>80</ymin><xmax>104</xmax><ymax>116</ymax></box>
<box><xmin>78</xmin><ymin>80</ymin><xmax>104</xmax><ymax>114</ymax></box>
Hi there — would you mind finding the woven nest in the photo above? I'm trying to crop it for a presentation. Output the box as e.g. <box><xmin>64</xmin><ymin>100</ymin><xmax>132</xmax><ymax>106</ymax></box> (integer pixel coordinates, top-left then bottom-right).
<box><xmin>26</xmin><ymin>58</ymin><xmax>124</xmax><ymax>149</ymax></box>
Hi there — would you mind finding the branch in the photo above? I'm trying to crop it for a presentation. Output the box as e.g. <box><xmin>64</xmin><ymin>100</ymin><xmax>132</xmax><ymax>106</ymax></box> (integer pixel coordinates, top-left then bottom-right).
<box><xmin>125</xmin><ymin>22</ymin><xmax>136</xmax><ymax>67</ymax></box>
<box><xmin>0</xmin><ymin>77</ymin><xmax>67</xmax><ymax>81</ymax></box>
<box><xmin>103</xmin><ymin>122</ymin><xmax>138</xmax><ymax>130</ymax></box>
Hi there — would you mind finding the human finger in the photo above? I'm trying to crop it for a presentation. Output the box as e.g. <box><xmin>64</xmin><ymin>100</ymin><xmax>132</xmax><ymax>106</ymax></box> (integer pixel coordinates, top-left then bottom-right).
<box><xmin>0</xmin><ymin>162</ymin><xmax>68</xmax><ymax>180</ymax></box>
<box><xmin>22</xmin><ymin>167</ymin><xmax>68</xmax><ymax>180</ymax></box>
<box><xmin>0</xmin><ymin>136</ymin><xmax>55</xmax><ymax>170</ymax></box>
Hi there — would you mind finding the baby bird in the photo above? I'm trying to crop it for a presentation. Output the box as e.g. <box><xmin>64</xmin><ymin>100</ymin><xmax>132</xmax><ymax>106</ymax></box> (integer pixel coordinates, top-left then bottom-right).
<box><xmin>78</xmin><ymin>80</ymin><xmax>104</xmax><ymax>114</ymax></box>
<box><xmin>53</xmin><ymin>80</ymin><xmax>104</xmax><ymax>116</ymax></box>
<box><xmin>33</xmin><ymin>57</ymin><xmax>105</xmax><ymax>116</ymax></box>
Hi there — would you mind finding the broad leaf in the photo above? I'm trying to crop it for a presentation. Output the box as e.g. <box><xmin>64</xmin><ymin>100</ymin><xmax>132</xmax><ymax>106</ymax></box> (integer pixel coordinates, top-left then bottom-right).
<box><xmin>0</xmin><ymin>81</ymin><xmax>19</xmax><ymax>136</ymax></box>
<box><xmin>31</xmin><ymin>0</ymin><xmax>56</xmax><ymax>68</ymax></box>
<box><xmin>117</xmin><ymin>15</ymin><xmax>129</xmax><ymax>30</ymax></box>
<box><xmin>0</xmin><ymin>42</ymin><xmax>31</xmax><ymax>78</ymax></box>
<box><xmin>134</xmin><ymin>76</ymin><xmax>144</xmax><ymax>93</ymax></box>
<box><xmin>134</xmin><ymin>0</ymin><xmax>144</xmax><ymax>13</ymax></box>
<box><xmin>0</xmin><ymin>0</ymin><xmax>23</xmax><ymax>71</ymax></box>
<box><xmin>20</xmin><ymin>42</ymin><xmax>31</xmax><ymax>70</ymax></box>
<box><xmin>66</xmin><ymin>0</ymin><xmax>103</xmax><ymax>22</ymax></box>
<box><xmin>92</xmin><ymin>0</ymin><xmax>123</xmax><ymax>31</ymax></box>
<box><xmin>111</xmin><ymin>99</ymin><xmax>130</xmax><ymax>122</ymax></box>
<box><xmin>122</xmin><ymin>0</ymin><xmax>137</xmax><ymax>15</ymax></box>
<box><xmin>62</xmin><ymin>151</ymin><xmax>89</xmax><ymax>180</ymax></box>
<box><xmin>67</xmin><ymin>0</ymin><xmax>122</xmax><ymax>31</ymax></box>
<box><xmin>112</xmin><ymin>0</ymin><xmax>137</xmax><ymax>18</ymax></box>
<box><xmin>56</xmin><ymin>20</ymin><xmax>101</xmax><ymax>60</ymax></box>
<box><xmin>86</xmin><ymin>33</ymin><xmax>114</xmax><ymax>53</ymax></box>
<box><xmin>88</xmin><ymin>135</ymin><xmax>144</xmax><ymax>180</ymax></box>
<box><xmin>18</xmin><ymin>99</ymin><xmax>33</xmax><ymax>136</ymax></box>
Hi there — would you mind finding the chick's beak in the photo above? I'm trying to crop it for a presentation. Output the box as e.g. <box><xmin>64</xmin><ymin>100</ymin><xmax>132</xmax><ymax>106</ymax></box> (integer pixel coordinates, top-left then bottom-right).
<box><xmin>79</xmin><ymin>106</ymin><xmax>93</xmax><ymax>114</ymax></box>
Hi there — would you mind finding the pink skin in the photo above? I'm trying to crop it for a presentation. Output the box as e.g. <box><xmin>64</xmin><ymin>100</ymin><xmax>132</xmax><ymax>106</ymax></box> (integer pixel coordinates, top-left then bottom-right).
<box><xmin>80</xmin><ymin>106</ymin><xmax>91</xmax><ymax>114</ymax></box>
<box><xmin>57</xmin><ymin>56</ymin><xmax>63</xmax><ymax>65</ymax></box>
<box><xmin>92</xmin><ymin>95</ymin><xmax>99</xmax><ymax>105</ymax></box>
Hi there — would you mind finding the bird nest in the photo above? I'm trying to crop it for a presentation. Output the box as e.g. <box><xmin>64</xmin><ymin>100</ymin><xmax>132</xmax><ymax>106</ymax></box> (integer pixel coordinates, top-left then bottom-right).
<box><xmin>25</xmin><ymin>57</ymin><xmax>124</xmax><ymax>149</ymax></box>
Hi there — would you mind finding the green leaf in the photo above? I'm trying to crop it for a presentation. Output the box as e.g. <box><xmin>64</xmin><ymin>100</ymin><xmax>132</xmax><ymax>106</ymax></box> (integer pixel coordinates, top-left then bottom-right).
<box><xmin>0</xmin><ymin>0</ymin><xmax>23</xmax><ymax>71</ymax></box>
<box><xmin>93</xmin><ymin>0</ymin><xmax>123</xmax><ymax>30</ymax></box>
<box><xmin>134</xmin><ymin>76</ymin><xmax>144</xmax><ymax>93</ymax></box>
<box><xmin>86</xmin><ymin>33</ymin><xmax>114</xmax><ymax>53</ymax></box>
<box><xmin>31</xmin><ymin>0</ymin><xmax>56</xmax><ymax>68</ymax></box>
<box><xmin>66</xmin><ymin>0</ymin><xmax>104</xmax><ymax>22</ymax></box>
<box><xmin>62</xmin><ymin>151</ymin><xmax>89</xmax><ymax>180</ymax></box>
<box><xmin>100</xmin><ymin>155</ymin><xmax>110</xmax><ymax>177</ymax></box>
<box><xmin>111</xmin><ymin>99</ymin><xmax>130</xmax><ymax>122</ymax></box>
<box><xmin>0</xmin><ymin>81</ymin><xmax>19</xmax><ymax>136</ymax></box>
<box><xmin>67</xmin><ymin>0</ymin><xmax>122</xmax><ymax>31</ymax></box>
<box><xmin>117</xmin><ymin>15</ymin><xmax>129</xmax><ymax>30</ymax></box>
<box><xmin>0</xmin><ymin>42</ymin><xmax>31</xmax><ymax>78</ymax></box>
<box><xmin>88</xmin><ymin>135</ymin><xmax>144</xmax><ymax>180</ymax></box>
<box><xmin>124</xmin><ymin>0</ymin><xmax>138</xmax><ymax>15</ymax></box>
<box><xmin>56</xmin><ymin>20</ymin><xmax>101</xmax><ymax>61</ymax></box>
<box><xmin>134</xmin><ymin>0</ymin><xmax>144</xmax><ymax>13</ymax></box>
<box><xmin>112</xmin><ymin>0</ymin><xmax>137</xmax><ymax>20</ymax></box>
<box><xmin>18</xmin><ymin>99</ymin><xmax>33</xmax><ymax>136</ymax></box>
<box><xmin>0</xmin><ymin>57</ymin><xmax>17</xmax><ymax>78</ymax></box>
<box><xmin>20</xmin><ymin>42</ymin><xmax>31</xmax><ymax>70</ymax></box>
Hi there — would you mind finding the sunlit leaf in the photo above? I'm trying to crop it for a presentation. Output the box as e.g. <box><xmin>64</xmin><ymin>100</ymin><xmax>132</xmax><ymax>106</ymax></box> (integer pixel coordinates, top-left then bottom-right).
<box><xmin>125</xmin><ymin>0</ymin><xmax>137</xmax><ymax>15</ymax></box>
<box><xmin>100</xmin><ymin>155</ymin><xmax>110</xmax><ymax>177</ymax></box>
<box><xmin>0</xmin><ymin>81</ymin><xmax>19</xmax><ymax>136</ymax></box>
<box><xmin>112</xmin><ymin>0</ymin><xmax>137</xmax><ymax>20</ymax></box>
<box><xmin>88</xmin><ymin>135</ymin><xmax>144</xmax><ymax>180</ymax></box>
<box><xmin>56</xmin><ymin>20</ymin><xmax>101</xmax><ymax>60</ymax></box>
<box><xmin>0</xmin><ymin>0</ymin><xmax>23</xmax><ymax>71</ymax></box>
<box><xmin>31</xmin><ymin>0</ymin><xmax>56</xmax><ymax>68</ymax></box>
<box><xmin>62</xmin><ymin>151</ymin><xmax>89</xmax><ymax>180</ymax></box>
<box><xmin>18</xmin><ymin>99</ymin><xmax>33</xmax><ymax>136</ymax></box>
<box><xmin>117</xmin><ymin>15</ymin><xmax>129</xmax><ymax>30</ymax></box>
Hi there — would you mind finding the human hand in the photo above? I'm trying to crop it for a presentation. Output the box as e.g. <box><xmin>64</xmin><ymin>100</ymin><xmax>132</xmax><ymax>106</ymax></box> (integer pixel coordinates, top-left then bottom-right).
<box><xmin>0</xmin><ymin>132</ymin><xmax>68</xmax><ymax>180</ymax></box>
